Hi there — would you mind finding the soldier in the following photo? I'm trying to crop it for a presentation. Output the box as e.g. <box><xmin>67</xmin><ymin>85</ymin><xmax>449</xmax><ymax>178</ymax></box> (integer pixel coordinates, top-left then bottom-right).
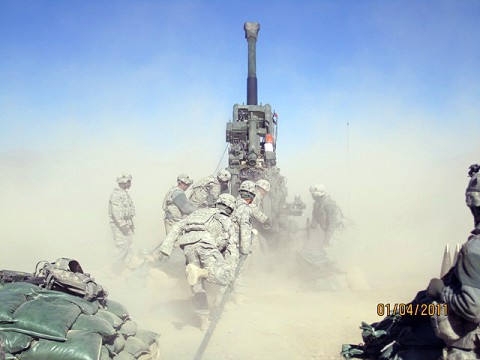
<box><xmin>220</xmin><ymin>180</ymin><xmax>257</xmax><ymax>303</ymax></box>
<box><xmin>234</xmin><ymin>180</ymin><xmax>257</xmax><ymax>256</ymax></box>
<box><xmin>108</xmin><ymin>173</ymin><xmax>136</xmax><ymax>268</ymax></box>
<box><xmin>156</xmin><ymin>193</ymin><xmax>237</xmax><ymax>330</ymax></box>
<box><xmin>188</xmin><ymin>169</ymin><xmax>232</xmax><ymax>208</ymax></box>
<box><xmin>162</xmin><ymin>173</ymin><xmax>197</xmax><ymax>235</ymax></box>
<box><xmin>466</xmin><ymin>163</ymin><xmax>480</xmax><ymax>235</ymax></box>
<box><xmin>428</xmin><ymin>234</ymin><xmax>480</xmax><ymax>359</ymax></box>
<box><xmin>250</xmin><ymin>179</ymin><xmax>272</xmax><ymax>229</ymax></box>
<box><xmin>309</xmin><ymin>184</ymin><xmax>343</xmax><ymax>249</ymax></box>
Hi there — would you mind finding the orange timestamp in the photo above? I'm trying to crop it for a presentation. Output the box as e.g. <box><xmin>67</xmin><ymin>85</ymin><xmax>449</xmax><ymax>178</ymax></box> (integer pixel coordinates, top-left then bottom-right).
<box><xmin>377</xmin><ymin>303</ymin><xmax>448</xmax><ymax>316</ymax></box>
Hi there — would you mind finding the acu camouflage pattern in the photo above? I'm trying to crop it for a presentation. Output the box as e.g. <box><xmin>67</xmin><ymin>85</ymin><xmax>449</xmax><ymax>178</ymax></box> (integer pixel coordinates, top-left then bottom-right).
<box><xmin>233</xmin><ymin>198</ymin><xmax>254</xmax><ymax>255</ymax></box>
<box><xmin>109</xmin><ymin>187</ymin><xmax>135</xmax><ymax>228</ymax></box>
<box><xmin>188</xmin><ymin>175</ymin><xmax>222</xmax><ymax>208</ymax></box>
<box><xmin>311</xmin><ymin>195</ymin><xmax>342</xmax><ymax>241</ymax></box>
<box><xmin>250</xmin><ymin>189</ymin><xmax>268</xmax><ymax>224</ymax></box>
<box><xmin>158</xmin><ymin>208</ymin><xmax>237</xmax><ymax>313</ymax></box>
<box><xmin>159</xmin><ymin>208</ymin><xmax>237</xmax><ymax>256</ymax></box>
<box><xmin>108</xmin><ymin>187</ymin><xmax>135</xmax><ymax>265</ymax></box>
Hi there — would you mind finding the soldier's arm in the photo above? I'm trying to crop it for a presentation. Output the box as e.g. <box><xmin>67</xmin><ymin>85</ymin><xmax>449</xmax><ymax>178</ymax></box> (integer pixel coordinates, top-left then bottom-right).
<box><xmin>239</xmin><ymin>211</ymin><xmax>253</xmax><ymax>255</ymax></box>
<box><xmin>159</xmin><ymin>220</ymin><xmax>185</xmax><ymax>256</ymax></box>
<box><xmin>172</xmin><ymin>192</ymin><xmax>197</xmax><ymax>215</ymax></box>
<box><xmin>250</xmin><ymin>202</ymin><xmax>268</xmax><ymax>224</ymax></box>
<box><xmin>110</xmin><ymin>192</ymin><xmax>128</xmax><ymax>227</ymax></box>
<box><xmin>441</xmin><ymin>285</ymin><xmax>480</xmax><ymax>323</ymax></box>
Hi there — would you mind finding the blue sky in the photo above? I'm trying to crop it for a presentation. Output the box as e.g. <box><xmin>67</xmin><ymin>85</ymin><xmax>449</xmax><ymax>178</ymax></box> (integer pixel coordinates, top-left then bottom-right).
<box><xmin>1</xmin><ymin>0</ymin><xmax>478</xmax><ymax>156</ymax></box>
<box><xmin>0</xmin><ymin>0</ymin><xmax>479</xmax><ymax>275</ymax></box>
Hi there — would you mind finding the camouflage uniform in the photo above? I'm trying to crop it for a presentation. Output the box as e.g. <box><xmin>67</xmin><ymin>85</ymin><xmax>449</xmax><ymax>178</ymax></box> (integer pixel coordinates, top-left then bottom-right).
<box><xmin>159</xmin><ymin>207</ymin><xmax>237</xmax><ymax>314</ymax></box>
<box><xmin>162</xmin><ymin>186</ymin><xmax>197</xmax><ymax>235</ymax></box>
<box><xmin>108</xmin><ymin>186</ymin><xmax>135</xmax><ymax>266</ymax></box>
<box><xmin>188</xmin><ymin>175</ymin><xmax>222</xmax><ymax>208</ymax></box>
<box><xmin>310</xmin><ymin>195</ymin><xmax>342</xmax><ymax>246</ymax></box>
<box><xmin>466</xmin><ymin>169</ymin><xmax>480</xmax><ymax>233</ymax></box>
<box><xmin>250</xmin><ymin>189</ymin><xmax>268</xmax><ymax>224</ymax></box>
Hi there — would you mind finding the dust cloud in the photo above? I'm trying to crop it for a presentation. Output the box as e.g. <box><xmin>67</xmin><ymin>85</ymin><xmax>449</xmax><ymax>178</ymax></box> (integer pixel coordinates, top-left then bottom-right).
<box><xmin>0</xmin><ymin>120</ymin><xmax>477</xmax><ymax>359</ymax></box>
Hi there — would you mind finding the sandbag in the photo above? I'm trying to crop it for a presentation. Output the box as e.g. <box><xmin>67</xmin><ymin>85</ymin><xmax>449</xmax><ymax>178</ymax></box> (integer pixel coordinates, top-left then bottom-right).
<box><xmin>0</xmin><ymin>283</ymin><xmax>39</xmax><ymax>296</ymax></box>
<box><xmin>0</xmin><ymin>292</ymin><xmax>27</xmax><ymax>323</ymax></box>
<box><xmin>71</xmin><ymin>314</ymin><xmax>116</xmax><ymax>339</ymax></box>
<box><xmin>35</xmin><ymin>291</ymin><xmax>100</xmax><ymax>315</ymax></box>
<box><xmin>118</xmin><ymin>320</ymin><xmax>137</xmax><ymax>337</ymax></box>
<box><xmin>104</xmin><ymin>300</ymin><xmax>129</xmax><ymax>321</ymax></box>
<box><xmin>104</xmin><ymin>333</ymin><xmax>125</xmax><ymax>355</ymax></box>
<box><xmin>134</xmin><ymin>330</ymin><xmax>159</xmax><ymax>347</ymax></box>
<box><xmin>113</xmin><ymin>350</ymin><xmax>135</xmax><ymax>360</ymax></box>
<box><xmin>0</xmin><ymin>298</ymin><xmax>81</xmax><ymax>341</ymax></box>
<box><xmin>100</xmin><ymin>345</ymin><xmax>111</xmax><ymax>360</ymax></box>
<box><xmin>0</xmin><ymin>331</ymin><xmax>33</xmax><ymax>354</ymax></box>
<box><xmin>123</xmin><ymin>336</ymin><xmax>149</xmax><ymax>358</ymax></box>
<box><xmin>18</xmin><ymin>330</ymin><xmax>102</xmax><ymax>360</ymax></box>
<box><xmin>96</xmin><ymin>310</ymin><xmax>124</xmax><ymax>329</ymax></box>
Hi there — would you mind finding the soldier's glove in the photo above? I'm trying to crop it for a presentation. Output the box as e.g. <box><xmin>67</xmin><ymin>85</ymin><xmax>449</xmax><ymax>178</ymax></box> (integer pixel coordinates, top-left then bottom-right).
<box><xmin>427</xmin><ymin>278</ymin><xmax>445</xmax><ymax>300</ymax></box>
<box><xmin>119</xmin><ymin>225</ymin><xmax>130</xmax><ymax>235</ymax></box>
<box><xmin>263</xmin><ymin>217</ymin><xmax>272</xmax><ymax>230</ymax></box>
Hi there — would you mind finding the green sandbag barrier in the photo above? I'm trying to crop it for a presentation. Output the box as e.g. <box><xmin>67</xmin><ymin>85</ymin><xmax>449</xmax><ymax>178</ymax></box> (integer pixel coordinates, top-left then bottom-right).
<box><xmin>0</xmin><ymin>331</ymin><xmax>33</xmax><ymax>354</ymax></box>
<box><xmin>71</xmin><ymin>314</ymin><xmax>116</xmax><ymax>339</ymax></box>
<box><xmin>18</xmin><ymin>330</ymin><xmax>102</xmax><ymax>360</ymax></box>
<box><xmin>0</xmin><ymin>298</ymin><xmax>81</xmax><ymax>341</ymax></box>
<box><xmin>104</xmin><ymin>333</ymin><xmax>125</xmax><ymax>355</ymax></box>
<box><xmin>112</xmin><ymin>350</ymin><xmax>135</xmax><ymax>360</ymax></box>
<box><xmin>0</xmin><ymin>292</ymin><xmax>27</xmax><ymax>323</ymax></box>
<box><xmin>100</xmin><ymin>345</ymin><xmax>111</xmax><ymax>360</ymax></box>
<box><xmin>34</xmin><ymin>291</ymin><xmax>100</xmax><ymax>316</ymax></box>
<box><xmin>0</xmin><ymin>283</ymin><xmax>39</xmax><ymax>296</ymax></box>
<box><xmin>96</xmin><ymin>310</ymin><xmax>124</xmax><ymax>329</ymax></box>
<box><xmin>134</xmin><ymin>330</ymin><xmax>160</xmax><ymax>347</ymax></box>
<box><xmin>118</xmin><ymin>320</ymin><xmax>137</xmax><ymax>337</ymax></box>
<box><xmin>105</xmin><ymin>300</ymin><xmax>129</xmax><ymax>321</ymax></box>
<box><xmin>123</xmin><ymin>336</ymin><xmax>149</xmax><ymax>358</ymax></box>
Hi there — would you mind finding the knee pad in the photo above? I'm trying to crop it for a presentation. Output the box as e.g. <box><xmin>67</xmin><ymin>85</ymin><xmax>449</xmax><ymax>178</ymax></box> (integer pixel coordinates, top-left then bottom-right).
<box><xmin>193</xmin><ymin>291</ymin><xmax>209</xmax><ymax>312</ymax></box>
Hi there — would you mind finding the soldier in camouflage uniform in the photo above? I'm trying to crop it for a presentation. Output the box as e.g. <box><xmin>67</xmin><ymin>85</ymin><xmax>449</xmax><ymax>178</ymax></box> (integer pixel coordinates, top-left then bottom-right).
<box><xmin>108</xmin><ymin>173</ymin><xmax>136</xmax><ymax>267</ymax></box>
<box><xmin>162</xmin><ymin>174</ymin><xmax>197</xmax><ymax>235</ymax></box>
<box><xmin>310</xmin><ymin>184</ymin><xmax>343</xmax><ymax>249</ymax></box>
<box><xmin>250</xmin><ymin>179</ymin><xmax>272</xmax><ymax>229</ymax></box>
<box><xmin>218</xmin><ymin>180</ymin><xmax>257</xmax><ymax>302</ymax></box>
<box><xmin>156</xmin><ymin>193</ymin><xmax>237</xmax><ymax>330</ymax></box>
<box><xmin>466</xmin><ymin>164</ymin><xmax>480</xmax><ymax>235</ymax></box>
<box><xmin>188</xmin><ymin>169</ymin><xmax>232</xmax><ymax>208</ymax></box>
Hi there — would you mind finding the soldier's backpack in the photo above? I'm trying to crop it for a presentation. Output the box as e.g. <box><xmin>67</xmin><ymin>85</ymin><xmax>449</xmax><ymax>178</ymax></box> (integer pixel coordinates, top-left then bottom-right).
<box><xmin>37</xmin><ymin>258</ymin><xmax>108</xmax><ymax>304</ymax></box>
<box><xmin>183</xmin><ymin>208</ymin><xmax>217</xmax><ymax>232</ymax></box>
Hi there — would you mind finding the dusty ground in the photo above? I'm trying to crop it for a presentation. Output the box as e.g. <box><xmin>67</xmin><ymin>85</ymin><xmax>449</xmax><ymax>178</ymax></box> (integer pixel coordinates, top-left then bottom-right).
<box><xmin>96</xmin><ymin>232</ymin><xmax>430</xmax><ymax>360</ymax></box>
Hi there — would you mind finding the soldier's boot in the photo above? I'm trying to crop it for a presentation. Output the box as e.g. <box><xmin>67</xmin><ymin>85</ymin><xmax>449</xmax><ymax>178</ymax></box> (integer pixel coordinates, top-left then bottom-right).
<box><xmin>185</xmin><ymin>264</ymin><xmax>208</xmax><ymax>286</ymax></box>
<box><xmin>198</xmin><ymin>313</ymin><xmax>210</xmax><ymax>331</ymax></box>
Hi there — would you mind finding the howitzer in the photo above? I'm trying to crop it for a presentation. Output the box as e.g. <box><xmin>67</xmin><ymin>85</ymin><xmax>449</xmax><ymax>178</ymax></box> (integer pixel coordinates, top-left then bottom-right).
<box><xmin>225</xmin><ymin>22</ymin><xmax>304</xmax><ymax>249</ymax></box>
<box><xmin>193</xmin><ymin>254</ymin><xmax>247</xmax><ymax>360</ymax></box>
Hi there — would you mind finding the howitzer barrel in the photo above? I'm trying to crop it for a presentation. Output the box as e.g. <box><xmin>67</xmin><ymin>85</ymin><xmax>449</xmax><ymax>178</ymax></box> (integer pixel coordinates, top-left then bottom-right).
<box><xmin>244</xmin><ymin>22</ymin><xmax>259</xmax><ymax>105</ymax></box>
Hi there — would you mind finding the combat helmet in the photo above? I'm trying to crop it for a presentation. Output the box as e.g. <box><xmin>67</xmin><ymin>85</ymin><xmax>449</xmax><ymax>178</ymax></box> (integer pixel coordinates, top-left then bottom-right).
<box><xmin>216</xmin><ymin>193</ymin><xmax>236</xmax><ymax>215</ymax></box>
<box><xmin>217</xmin><ymin>169</ymin><xmax>232</xmax><ymax>183</ymax></box>
<box><xmin>116</xmin><ymin>173</ymin><xmax>132</xmax><ymax>184</ymax></box>
<box><xmin>256</xmin><ymin>179</ymin><xmax>271</xmax><ymax>192</ymax></box>
<box><xmin>177</xmin><ymin>173</ymin><xmax>193</xmax><ymax>185</ymax></box>
<box><xmin>309</xmin><ymin>184</ymin><xmax>326</xmax><ymax>197</ymax></box>
<box><xmin>239</xmin><ymin>180</ymin><xmax>256</xmax><ymax>199</ymax></box>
